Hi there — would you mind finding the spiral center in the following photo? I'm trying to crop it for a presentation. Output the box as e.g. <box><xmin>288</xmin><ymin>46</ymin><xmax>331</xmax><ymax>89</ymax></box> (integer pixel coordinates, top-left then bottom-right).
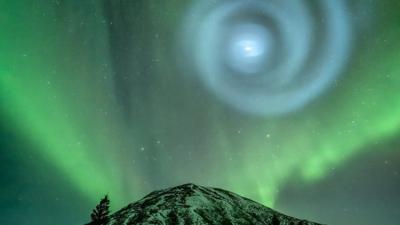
<box><xmin>226</xmin><ymin>23</ymin><xmax>272</xmax><ymax>75</ymax></box>
<box><xmin>240</xmin><ymin>40</ymin><xmax>260</xmax><ymax>57</ymax></box>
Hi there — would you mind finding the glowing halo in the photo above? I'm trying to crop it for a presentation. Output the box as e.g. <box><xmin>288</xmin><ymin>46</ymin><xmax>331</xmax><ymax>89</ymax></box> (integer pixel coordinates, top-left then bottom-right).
<box><xmin>181</xmin><ymin>0</ymin><xmax>352</xmax><ymax>115</ymax></box>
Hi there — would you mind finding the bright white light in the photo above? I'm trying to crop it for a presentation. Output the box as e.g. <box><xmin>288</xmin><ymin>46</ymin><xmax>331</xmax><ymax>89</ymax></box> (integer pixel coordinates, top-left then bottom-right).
<box><xmin>244</xmin><ymin>45</ymin><xmax>252</xmax><ymax>52</ymax></box>
<box><xmin>227</xmin><ymin>24</ymin><xmax>271</xmax><ymax>74</ymax></box>
<box><xmin>239</xmin><ymin>40</ymin><xmax>263</xmax><ymax>57</ymax></box>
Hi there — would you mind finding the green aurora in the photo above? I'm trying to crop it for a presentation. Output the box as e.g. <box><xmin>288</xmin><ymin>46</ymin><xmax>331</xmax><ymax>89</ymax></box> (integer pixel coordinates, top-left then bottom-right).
<box><xmin>0</xmin><ymin>1</ymin><xmax>399</xmax><ymax>224</ymax></box>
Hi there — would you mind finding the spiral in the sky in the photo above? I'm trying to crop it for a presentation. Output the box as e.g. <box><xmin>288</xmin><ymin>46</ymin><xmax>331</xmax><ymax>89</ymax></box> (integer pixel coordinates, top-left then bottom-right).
<box><xmin>181</xmin><ymin>0</ymin><xmax>352</xmax><ymax>115</ymax></box>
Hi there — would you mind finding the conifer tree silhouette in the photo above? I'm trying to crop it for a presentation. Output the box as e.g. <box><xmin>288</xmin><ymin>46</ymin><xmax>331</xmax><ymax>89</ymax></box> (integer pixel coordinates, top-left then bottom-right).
<box><xmin>89</xmin><ymin>195</ymin><xmax>110</xmax><ymax>225</ymax></box>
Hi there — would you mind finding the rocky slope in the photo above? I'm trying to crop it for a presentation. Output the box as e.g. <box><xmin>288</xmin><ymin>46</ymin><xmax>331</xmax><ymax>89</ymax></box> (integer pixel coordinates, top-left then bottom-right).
<box><xmin>106</xmin><ymin>183</ymin><xmax>323</xmax><ymax>225</ymax></box>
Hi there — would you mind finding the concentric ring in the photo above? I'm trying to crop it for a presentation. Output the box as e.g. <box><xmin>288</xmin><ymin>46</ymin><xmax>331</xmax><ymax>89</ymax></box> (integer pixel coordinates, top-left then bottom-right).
<box><xmin>181</xmin><ymin>0</ymin><xmax>352</xmax><ymax>115</ymax></box>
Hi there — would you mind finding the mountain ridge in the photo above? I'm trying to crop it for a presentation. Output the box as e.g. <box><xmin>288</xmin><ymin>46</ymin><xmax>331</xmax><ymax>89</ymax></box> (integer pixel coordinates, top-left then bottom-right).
<box><xmin>102</xmin><ymin>183</ymin><xmax>323</xmax><ymax>225</ymax></box>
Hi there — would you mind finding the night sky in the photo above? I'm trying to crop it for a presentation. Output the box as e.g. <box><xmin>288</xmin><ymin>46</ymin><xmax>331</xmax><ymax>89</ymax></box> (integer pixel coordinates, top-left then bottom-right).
<box><xmin>0</xmin><ymin>1</ymin><xmax>399</xmax><ymax>225</ymax></box>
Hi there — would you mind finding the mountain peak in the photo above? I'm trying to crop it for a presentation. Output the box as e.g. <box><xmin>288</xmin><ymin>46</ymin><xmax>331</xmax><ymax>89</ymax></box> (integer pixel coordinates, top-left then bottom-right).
<box><xmin>105</xmin><ymin>184</ymin><xmax>323</xmax><ymax>225</ymax></box>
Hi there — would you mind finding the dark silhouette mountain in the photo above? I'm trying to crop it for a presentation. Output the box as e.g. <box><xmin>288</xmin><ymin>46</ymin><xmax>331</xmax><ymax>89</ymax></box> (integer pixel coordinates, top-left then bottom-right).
<box><xmin>105</xmin><ymin>183</ymin><xmax>323</xmax><ymax>225</ymax></box>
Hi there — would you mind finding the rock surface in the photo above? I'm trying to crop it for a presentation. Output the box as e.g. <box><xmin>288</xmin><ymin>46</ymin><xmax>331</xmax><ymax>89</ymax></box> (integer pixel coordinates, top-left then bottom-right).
<box><xmin>106</xmin><ymin>183</ymin><xmax>323</xmax><ymax>225</ymax></box>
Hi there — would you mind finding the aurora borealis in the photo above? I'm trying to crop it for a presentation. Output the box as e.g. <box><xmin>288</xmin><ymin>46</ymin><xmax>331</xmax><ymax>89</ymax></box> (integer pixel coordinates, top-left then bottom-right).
<box><xmin>0</xmin><ymin>1</ymin><xmax>399</xmax><ymax>225</ymax></box>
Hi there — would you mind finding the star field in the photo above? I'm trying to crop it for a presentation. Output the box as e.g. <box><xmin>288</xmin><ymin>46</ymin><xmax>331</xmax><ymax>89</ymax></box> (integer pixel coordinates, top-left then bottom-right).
<box><xmin>0</xmin><ymin>1</ymin><xmax>399</xmax><ymax>225</ymax></box>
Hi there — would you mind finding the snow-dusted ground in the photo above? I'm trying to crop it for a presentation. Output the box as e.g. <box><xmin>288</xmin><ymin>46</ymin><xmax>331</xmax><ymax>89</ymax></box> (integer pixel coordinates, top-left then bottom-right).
<box><xmin>106</xmin><ymin>183</ymin><xmax>322</xmax><ymax>225</ymax></box>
